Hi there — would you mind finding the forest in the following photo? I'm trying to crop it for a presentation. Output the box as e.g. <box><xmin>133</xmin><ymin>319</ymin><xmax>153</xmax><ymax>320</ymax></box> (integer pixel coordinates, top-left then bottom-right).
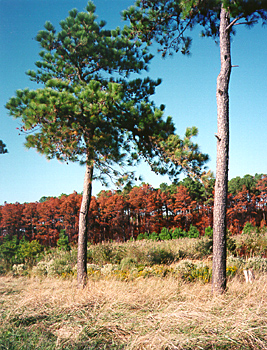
<box><xmin>1</xmin><ymin>173</ymin><xmax>266</xmax><ymax>246</ymax></box>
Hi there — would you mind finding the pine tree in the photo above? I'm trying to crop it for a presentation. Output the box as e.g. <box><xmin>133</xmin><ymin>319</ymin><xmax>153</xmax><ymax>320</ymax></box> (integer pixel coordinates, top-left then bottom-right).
<box><xmin>6</xmin><ymin>1</ymin><xmax>208</xmax><ymax>287</ymax></box>
<box><xmin>123</xmin><ymin>0</ymin><xmax>267</xmax><ymax>293</ymax></box>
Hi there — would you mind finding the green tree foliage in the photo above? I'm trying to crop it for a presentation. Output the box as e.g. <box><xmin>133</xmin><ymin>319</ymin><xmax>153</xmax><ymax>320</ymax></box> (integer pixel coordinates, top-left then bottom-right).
<box><xmin>242</xmin><ymin>222</ymin><xmax>254</xmax><ymax>235</ymax></box>
<box><xmin>205</xmin><ymin>226</ymin><xmax>213</xmax><ymax>238</ymax></box>
<box><xmin>228</xmin><ymin>174</ymin><xmax>263</xmax><ymax>196</ymax></box>
<box><xmin>123</xmin><ymin>0</ymin><xmax>267</xmax><ymax>294</ymax></box>
<box><xmin>0</xmin><ymin>140</ymin><xmax>8</xmax><ymax>154</ymax></box>
<box><xmin>5</xmin><ymin>2</ymin><xmax>208</xmax><ymax>287</ymax></box>
<box><xmin>57</xmin><ymin>229</ymin><xmax>71</xmax><ymax>251</ymax></box>
<box><xmin>0</xmin><ymin>236</ymin><xmax>18</xmax><ymax>269</ymax></box>
<box><xmin>159</xmin><ymin>227</ymin><xmax>172</xmax><ymax>240</ymax></box>
<box><xmin>171</xmin><ymin>227</ymin><xmax>187</xmax><ymax>239</ymax></box>
<box><xmin>188</xmin><ymin>224</ymin><xmax>200</xmax><ymax>238</ymax></box>
<box><xmin>0</xmin><ymin>235</ymin><xmax>43</xmax><ymax>270</ymax></box>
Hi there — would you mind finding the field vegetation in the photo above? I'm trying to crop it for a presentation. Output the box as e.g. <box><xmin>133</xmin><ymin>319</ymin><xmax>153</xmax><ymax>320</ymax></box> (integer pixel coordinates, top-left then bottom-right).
<box><xmin>1</xmin><ymin>229</ymin><xmax>267</xmax><ymax>349</ymax></box>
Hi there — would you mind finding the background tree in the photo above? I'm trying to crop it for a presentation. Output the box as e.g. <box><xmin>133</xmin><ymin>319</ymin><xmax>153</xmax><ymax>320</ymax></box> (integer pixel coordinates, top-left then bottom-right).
<box><xmin>0</xmin><ymin>202</ymin><xmax>24</xmax><ymax>239</ymax></box>
<box><xmin>0</xmin><ymin>140</ymin><xmax>8</xmax><ymax>154</ymax></box>
<box><xmin>5</xmin><ymin>2</ymin><xmax>207</xmax><ymax>287</ymax></box>
<box><xmin>123</xmin><ymin>0</ymin><xmax>267</xmax><ymax>293</ymax></box>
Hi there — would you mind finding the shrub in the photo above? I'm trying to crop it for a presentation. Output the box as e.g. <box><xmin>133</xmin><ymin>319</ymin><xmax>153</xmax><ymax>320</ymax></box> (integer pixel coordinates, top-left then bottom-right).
<box><xmin>227</xmin><ymin>234</ymin><xmax>237</xmax><ymax>256</ymax></box>
<box><xmin>242</xmin><ymin>222</ymin><xmax>254</xmax><ymax>235</ymax></box>
<box><xmin>120</xmin><ymin>257</ymin><xmax>138</xmax><ymax>269</ymax></box>
<box><xmin>193</xmin><ymin>237</ymin><xmax>213</xmax><ymax>258</ymax></box>
<box><xmin>187</xmin><ymin>225</ymin><xmax>200</xmax><ymax>238</ymax></box>
<box><xmin>124</xmin><ymin>245</ymin><xmax>147</xmax><ymax>265</ymax></box>
<box><xmin>147</xmin><ymin>247</ymin><xmax>175</xmax><ymax>265</ymax></box>
<box><xmin>90</xmin><ymin>244</ymin><xmax>114</xmax><ymax>264</ymax></box>
<box><xmin>159</xmin><ymin>227</ymin><xmax>172</xmax><ymax>240</ymax></box>
<box><xmin>236</xmin><ymin>231</ymin><xmax>267</xmax><ymax>257</ymax></box>
<box><xmin>148</xmin><ymin>231</ymin><xmax>160</xmax><ymax>241</ymax></box>
<box><xmin>136</xmin><ymin>233</ymin><xmax>145</xmax><ymax>240</ymax></box>
<box><xmin>245</xmin><ymin>257</ymin><xmax>267</xmax><ymax>272</ymax></box>
<box><xmin>0</xmin><ymin>236</ymin><xmax>43</xmax><ymax>270</ymax></box>
<box><xmin>171</xmin><ymin>227</ymin><xmax>186</xmax><ymax>239</ymax></box>
<box><xmin>57</xmin><ymin>230</ymin><xmax>71</xmax><ymax>251</ymax></box>
<box><xmin>110</xmin><ymin>246</ymin><xmax>127</xmax><ymax>264</ymax></box>
<box><xmin>174</xmin><ymin>260</ymin><xmax>211</xmax><ymax>283</ymax></box>
<box><xmin>17</xmin><ymin>237</ymin><xmax>44</xmax><ymax>266</ymax></box>
<box><xmin>90</xmin><ymin>244</ymin><xmax>126</xmax><ymax>265</ymax></box>
<box><xmin>205</xmin><ymin>226</ymin><xmax>213</xmax><ymax>237</ymax></box>
<box><xmin>0</xmin><ymin>235</ymin><xmax>19</xmax><ymax>269</ymax></box>
<box><xmin>32</xmin><ymin>249</ymin><xmax>77</xmax><ymax>277</ymax></box>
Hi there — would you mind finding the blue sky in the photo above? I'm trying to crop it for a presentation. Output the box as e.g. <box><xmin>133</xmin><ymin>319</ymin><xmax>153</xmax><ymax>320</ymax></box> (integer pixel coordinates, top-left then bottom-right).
<box><xmin>1</xmin><ymin>0</ymin><xmax>266</xmax><ymax>204</ymax></box>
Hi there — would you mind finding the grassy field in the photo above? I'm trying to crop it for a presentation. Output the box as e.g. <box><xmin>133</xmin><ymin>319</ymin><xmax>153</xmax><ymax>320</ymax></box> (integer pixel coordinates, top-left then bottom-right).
<box><xmin>1</xmin><ymin>233</ymin><xmax>267</xmax><ymax>349</ymax></box>
<box><xmin>1</xmin><ymin>273</ymin><xmax>267</xmax><ymax>349</ymax></box>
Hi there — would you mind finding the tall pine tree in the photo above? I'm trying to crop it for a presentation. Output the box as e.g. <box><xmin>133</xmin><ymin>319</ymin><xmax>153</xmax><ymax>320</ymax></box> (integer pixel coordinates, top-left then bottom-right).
<box><xmin>123</xmin><ymin>0</ymin><xmax>267</xmax><ymax>293</ymax></box>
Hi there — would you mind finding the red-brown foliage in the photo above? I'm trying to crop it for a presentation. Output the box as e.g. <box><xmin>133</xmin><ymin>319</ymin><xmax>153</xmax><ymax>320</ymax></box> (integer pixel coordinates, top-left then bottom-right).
<box><xmin>1</xmin><ymin>174</ymin><xmax>267</xmax><ymax>245</ymax></box>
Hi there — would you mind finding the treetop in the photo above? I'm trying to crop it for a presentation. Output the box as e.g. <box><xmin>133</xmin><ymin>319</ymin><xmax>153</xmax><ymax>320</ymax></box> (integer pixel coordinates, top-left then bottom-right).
<box><xmin>123</xmin><ymin>0</ymin><xmax>267</xmax><ymax>56</ymax></box>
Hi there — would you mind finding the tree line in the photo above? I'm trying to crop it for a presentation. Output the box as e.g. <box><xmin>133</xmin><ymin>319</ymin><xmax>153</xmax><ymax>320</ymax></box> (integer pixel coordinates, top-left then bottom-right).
<box><xmin>1</xmin><ymin>173</ymin><xmax>266</xmax><ymax>246</ymax></box>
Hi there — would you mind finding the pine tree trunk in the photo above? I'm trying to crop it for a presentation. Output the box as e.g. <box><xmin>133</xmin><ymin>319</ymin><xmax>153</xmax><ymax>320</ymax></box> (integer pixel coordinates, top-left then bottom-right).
<box><xmin>77</xmin><ymin>161</ymin><xmax>93</xmax><ymax>288</ymax></box>
<box><xmin>212</xmin><ymin>5</ymin><xmax>231</xmax><ymax>294</ymax></box>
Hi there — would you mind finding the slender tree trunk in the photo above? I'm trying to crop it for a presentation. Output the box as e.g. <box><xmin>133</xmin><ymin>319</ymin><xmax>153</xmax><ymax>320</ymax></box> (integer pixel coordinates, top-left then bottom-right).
<box><xmin>77</xmin><ymin>160</ymin><xmax>93</xmax><ymax>288</ymax></box>
<box><xmin>212</xmin><ymin>5</ymin><xmax>231</xmax><ymax>294</ymax></box>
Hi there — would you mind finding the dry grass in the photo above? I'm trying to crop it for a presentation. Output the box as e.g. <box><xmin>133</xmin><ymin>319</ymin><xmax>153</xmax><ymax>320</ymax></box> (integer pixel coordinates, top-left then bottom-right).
<box><xmin>1</xmin><ymin>274</ymin><xmax>267</xmax><ymax>349</ymax></box>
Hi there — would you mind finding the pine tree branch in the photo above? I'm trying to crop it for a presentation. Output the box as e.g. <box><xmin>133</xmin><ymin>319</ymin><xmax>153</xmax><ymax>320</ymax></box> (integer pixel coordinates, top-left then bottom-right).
<box><xmin>226</xmin><ymin>15</ymin><xmax>244</xmax><ymax>31</ymax></box>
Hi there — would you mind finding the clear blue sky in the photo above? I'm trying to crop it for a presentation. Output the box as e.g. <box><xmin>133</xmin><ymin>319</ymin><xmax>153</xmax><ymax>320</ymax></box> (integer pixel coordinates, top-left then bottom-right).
<box><xmin>1</xmin><ymin>0</ymin><xmax>266</xmax><ymax>204</ymax></box>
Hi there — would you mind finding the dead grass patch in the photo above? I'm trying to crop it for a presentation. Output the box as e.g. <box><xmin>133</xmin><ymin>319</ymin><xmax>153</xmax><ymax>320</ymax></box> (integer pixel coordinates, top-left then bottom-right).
<box><xmin>0</xmin><ymin>275</ymin><xmax>266</xmax><ymax>349</ymax></box>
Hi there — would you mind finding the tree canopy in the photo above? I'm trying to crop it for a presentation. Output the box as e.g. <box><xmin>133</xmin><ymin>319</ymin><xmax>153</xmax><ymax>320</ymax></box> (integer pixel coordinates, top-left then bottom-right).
<box><xmin>6</xmin><ymin>2</ymin><xmax>208</xmax><ymax>185</ymax></box>
<box><xmin>123</xmin><ymin>0</ymin><xmax>267</xmax><ymax>56</ymax></box>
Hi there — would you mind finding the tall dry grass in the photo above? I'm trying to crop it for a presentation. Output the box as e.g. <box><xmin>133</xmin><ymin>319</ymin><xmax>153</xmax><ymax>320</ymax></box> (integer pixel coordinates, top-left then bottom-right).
<box><xmin>1</xmin><ymin>274</ymin><xmax>267</xmax><ymax>349</ymax></box>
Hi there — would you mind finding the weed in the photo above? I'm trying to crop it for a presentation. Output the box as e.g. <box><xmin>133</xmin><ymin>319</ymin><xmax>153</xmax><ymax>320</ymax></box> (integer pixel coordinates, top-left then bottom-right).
<box><xmin>147</xmin><ymin>247</ymin><xmax>175</xmax><ymax>265</ymax></box>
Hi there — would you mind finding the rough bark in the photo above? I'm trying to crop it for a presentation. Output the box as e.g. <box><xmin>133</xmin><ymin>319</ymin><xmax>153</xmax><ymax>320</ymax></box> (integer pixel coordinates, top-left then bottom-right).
<box><xmin>212</xmin><ymin>5</ymin><xmax>231</xmax><ymax>294</ymax></box>
<box><xmin>77</xmin><ymin>160</ymin><xmax>93</xmax><ymax>288</ymax></box>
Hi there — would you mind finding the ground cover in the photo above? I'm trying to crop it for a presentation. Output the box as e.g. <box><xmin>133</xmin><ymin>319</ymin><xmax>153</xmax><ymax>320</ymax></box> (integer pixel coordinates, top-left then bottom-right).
<box><xmin>1</xmin><ymin>233</ymin><xmax>267</xmax><ymax>349</ymax></box>
<box><xmin>1</xmin><ymin>271</ymin><xmax>267</xmax><ymax>349</ymax></box>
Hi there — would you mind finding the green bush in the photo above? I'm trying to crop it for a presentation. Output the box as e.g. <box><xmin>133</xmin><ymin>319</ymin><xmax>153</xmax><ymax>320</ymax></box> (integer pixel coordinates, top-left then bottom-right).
<box><xmin>90</xmin><ymin>244</ymin><xmax>126</xmax><ymax>265</ymax></box>
<box><xmin>148</xmin><ymin>231</ymin><xmax>160</xmax><ymax>241</ymax></box>
<box><xmin>205</xmin><ymin>226</ymin><xmax>213</xmax><ymax>237</ymax></box>
<box><xmin>227</xmin><ymin>234</ymin><xmax>237</xmax><ymax>256</ymax></box>
<box><xmin>120</xmin><ymin>257</ymin><xmax>138</xmax><ymax>269</ymax></box>
<box><xmin>147</xmin><ymin>247</ymin><xmax>175</xmax><ymax>265</ymax></box>
<box><xmin>32</xmin><ymin>249</ymin><xmax>77</xmax><ymax>277</ymax></box>
<box><xmin>17</xmin><ymin>237</ymin><xmax>43</xmax><ymax>266</ymax></box>
<box><xmin>187</xmin><ymin>225</ymin><xmax>200</xmax><ymax>238</ymax></box>
<box><xmin>0</xmin><ymin>235</ymin><xmax>19</xmax><ymax>269</ymax></box>
<box><xmin>242</xmin><ymin>222</ymin><xmax>254</xmax><ymax>235</ymax></box>
<box><xmin>0</xmin><ymin>236</ymin><xmax>43</xmax><ymax>271</ymax></box>
<box><xmin>193</xmin><ymin>237</ymin><xmax>213</xmax><ymax>258</ymax></box>
<box><xmin>159</xmin><ymin>227</ymin><xmax>172</xmax><ymax>240</ymax></box>
<box><xmin>171</xmin><ymin>227</ymin><xmax>186</xmax><ymax>239</ymax></box>
<box><xmin>57</xmin><ymin>230</ymin><xmax>70</xmax><ymax>251</ymax></box>
<box><xmin>174</xmin><ymin>260</ymin><xmax>211</xmax><ymax>283</ymax></box>
<box><xmin>110</xmin><ymin>246</ymin><xmax>127</xmax><ymax>264</ymax></box>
